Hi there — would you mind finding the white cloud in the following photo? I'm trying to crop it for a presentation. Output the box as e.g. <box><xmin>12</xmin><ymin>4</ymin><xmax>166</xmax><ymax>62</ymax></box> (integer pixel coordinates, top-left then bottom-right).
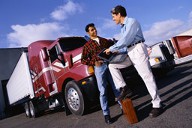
<box><xmin>7</xmin><ymin>22</ymin><xmax>69</xmax><ymax>47</ymax></box>
<box><xmin>101</xmin><ymin>19</ymin><xmax>117</xmax><ymax>30</ymax></box>
<box><xmin>143</xmin><ymin>11</ymin><xmax>192</xmax><ymax>45</ymax></box>
<box><xmin>143</xmin><ymin>19</ymin><xmax>184</xmax><ymax>45</ymax></box>
<box><xmin>96</xmin><ymin>18</ymin><xmax>120</xmax><ymax>39</ymax></box>
<box><xmin>51</xmin><ymin>1</ymin><xmax>83</xmax><ymax>21</ymax></box>
<box><xmin>6</xmin><ymin>1</ymin><xmax>83</xmax><ymax>48</ymax></box>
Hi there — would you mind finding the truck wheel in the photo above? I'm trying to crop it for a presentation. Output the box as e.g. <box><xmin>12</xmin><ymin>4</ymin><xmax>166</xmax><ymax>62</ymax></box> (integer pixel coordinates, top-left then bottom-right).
<box><xmin>24</xmin><ymin>102</ymin><xmax>31</xmax><ymax>118</ymax></box>
<box><xmin>65</xmin><ymin>81</ymin><xmax>85</xmax><ymax>116</ymax></box>
<box><xmin>29</xmin><ymin>101</ymin><xmax>38</xmax><ymax>118</ymax></box>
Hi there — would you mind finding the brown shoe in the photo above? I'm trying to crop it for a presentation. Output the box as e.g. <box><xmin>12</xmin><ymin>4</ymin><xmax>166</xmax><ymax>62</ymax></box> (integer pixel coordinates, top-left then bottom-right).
<box><xmin>117</xmin><ymin>86</ymin><xmax>132</xmax><ymax>101</ymax></box>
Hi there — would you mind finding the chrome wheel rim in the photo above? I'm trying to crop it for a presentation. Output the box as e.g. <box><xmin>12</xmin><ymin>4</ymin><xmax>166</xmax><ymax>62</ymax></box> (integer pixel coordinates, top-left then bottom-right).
<box><xmin>67</xmin><ymin>88</ymin><xmax>80</xmax><ymax>111</ymax></box>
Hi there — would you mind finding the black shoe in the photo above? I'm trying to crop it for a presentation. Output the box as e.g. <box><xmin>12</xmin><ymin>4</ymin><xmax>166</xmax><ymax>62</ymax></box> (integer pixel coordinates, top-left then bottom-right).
<box><xmin>149</xmin><ymin>108</ymin><xmax>163</xmax><ymax>118</ymax></box>
<box><xmin>104</xmin><ymin>115</ymin><xmax>112</xmax><ymax>124</ymax></box>
<box><xmin>117</xmin><ymin>86</ymin><xmax>132</xmax><ymax>101</ymax></box>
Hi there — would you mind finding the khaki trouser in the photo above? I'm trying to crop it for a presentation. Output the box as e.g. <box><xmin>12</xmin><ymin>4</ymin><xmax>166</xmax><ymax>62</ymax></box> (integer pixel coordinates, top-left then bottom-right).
<box><xmin>109</xmin><ymin>43</ymin><xmax>161</xmax><ymax>108</ymax></box>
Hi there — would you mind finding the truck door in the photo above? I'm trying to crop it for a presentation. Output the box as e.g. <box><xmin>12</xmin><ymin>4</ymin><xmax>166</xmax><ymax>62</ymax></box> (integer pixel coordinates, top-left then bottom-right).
<box><xmin>48</xmin><ymin>45</ymin><xmax>66</xmax><ymax>94</ymax></box>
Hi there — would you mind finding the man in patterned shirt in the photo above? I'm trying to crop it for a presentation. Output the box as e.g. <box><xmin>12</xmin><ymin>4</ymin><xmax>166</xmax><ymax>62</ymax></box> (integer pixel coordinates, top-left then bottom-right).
<box><xmin>81</xmin><ymin>23</ymin><xmax>120</xmax><ymax>124</ymax></box>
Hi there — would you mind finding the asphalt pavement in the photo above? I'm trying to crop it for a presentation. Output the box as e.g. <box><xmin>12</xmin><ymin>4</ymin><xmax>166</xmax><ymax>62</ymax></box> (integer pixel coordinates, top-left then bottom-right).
<box><xmin>0</xmin><ymin>61</ymin><xmax>192</xmax><ymax>128</ymax></box>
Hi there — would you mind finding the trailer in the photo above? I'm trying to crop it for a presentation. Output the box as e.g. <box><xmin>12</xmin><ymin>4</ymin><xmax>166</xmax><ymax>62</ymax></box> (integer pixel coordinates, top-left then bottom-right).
<box><xmin>6</xmin><ymin>52</ymin><xmax>34</xmax><ymax>106</ymax></box>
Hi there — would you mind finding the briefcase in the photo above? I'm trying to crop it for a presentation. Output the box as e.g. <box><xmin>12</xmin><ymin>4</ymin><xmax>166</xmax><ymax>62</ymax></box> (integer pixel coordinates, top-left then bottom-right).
<box><xmin>121</xmin><ymin>98</ymin><xmax>138</xmax><ymax>124</ymax></box>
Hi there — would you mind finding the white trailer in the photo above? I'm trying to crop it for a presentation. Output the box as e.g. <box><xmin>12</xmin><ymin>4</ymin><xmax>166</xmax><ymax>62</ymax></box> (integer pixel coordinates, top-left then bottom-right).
<box><xmin>6</xmin><ymin>52</ymin><xmax>34</xmax><ymax>105</ymax></box>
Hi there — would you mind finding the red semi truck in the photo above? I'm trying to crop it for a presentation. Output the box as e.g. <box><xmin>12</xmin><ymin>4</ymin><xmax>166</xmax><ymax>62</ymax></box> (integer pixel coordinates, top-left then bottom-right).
<box><xmin>6</xmin><ymin>37</ymin><xmax>99</xmax><ymax>117</ymax></box>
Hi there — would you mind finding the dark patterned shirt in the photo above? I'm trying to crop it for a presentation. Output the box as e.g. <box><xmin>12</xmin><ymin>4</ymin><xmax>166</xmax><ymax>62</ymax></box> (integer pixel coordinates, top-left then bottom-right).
<box><xmin>81</xmin><ymin>36</ymin><xmax>114</xmax><ymax>66</ymax></box>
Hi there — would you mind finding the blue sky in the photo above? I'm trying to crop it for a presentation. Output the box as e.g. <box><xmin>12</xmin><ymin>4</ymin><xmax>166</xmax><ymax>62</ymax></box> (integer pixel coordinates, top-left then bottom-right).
<box><xmin>0</xmin><ymin>0</ymin><xmax>192</xmax><ymax>48</ymax></box>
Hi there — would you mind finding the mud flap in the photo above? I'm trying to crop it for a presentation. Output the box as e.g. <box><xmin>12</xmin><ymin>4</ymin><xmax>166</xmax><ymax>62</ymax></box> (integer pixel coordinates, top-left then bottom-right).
<box><xmin>57</xmin><ymin>93</ymin><xmax>71</xmax><ymax>116</ymax></box>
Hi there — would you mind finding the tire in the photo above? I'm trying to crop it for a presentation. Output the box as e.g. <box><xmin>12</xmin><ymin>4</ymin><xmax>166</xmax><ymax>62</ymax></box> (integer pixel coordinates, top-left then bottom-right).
<box><xmin>65</xmin><ymin>81</ymin><xmax>85</xmax><ymax>116</ymax></box>
<box><xmin>24</xmin><ymin>102</ymin><xmax>31</xmax><ymax>118</ymax></box>
<box><xmin>29</xmin><ymin>101</ymin><xmax>38</xmax><ymax>118</ymax></box>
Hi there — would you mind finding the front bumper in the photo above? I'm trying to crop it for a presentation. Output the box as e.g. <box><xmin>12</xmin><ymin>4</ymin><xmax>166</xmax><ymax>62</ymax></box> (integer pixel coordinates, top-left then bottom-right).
<box><xmin>78</xmin><ymin>76</ymin><xmax>99</xmax><ymax>102</ymax></box>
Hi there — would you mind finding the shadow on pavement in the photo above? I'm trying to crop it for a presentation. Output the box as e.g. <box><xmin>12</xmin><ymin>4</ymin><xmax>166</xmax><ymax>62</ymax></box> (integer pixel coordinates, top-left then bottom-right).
<box><xmin>122</xmin><ymin>63</ymin><xmax>192</xmax><ymax>121</ymax></box>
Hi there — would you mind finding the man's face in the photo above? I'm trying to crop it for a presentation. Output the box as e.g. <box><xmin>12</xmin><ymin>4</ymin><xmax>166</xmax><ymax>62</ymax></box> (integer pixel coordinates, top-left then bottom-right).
<box><xmin>112</xmin><ymin>13</ymin><xmax>121</xmax><ymax>24</ymax></box>
<box><xmin>87</xmin><ymin>26</ymin><xmax>97</xmax><ymax>38</ymax></box>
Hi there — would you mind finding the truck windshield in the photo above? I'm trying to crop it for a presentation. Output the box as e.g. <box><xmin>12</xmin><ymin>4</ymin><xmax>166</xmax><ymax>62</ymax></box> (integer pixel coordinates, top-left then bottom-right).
<box><xmin>59</xmin><ymin>37</ymin><xmax>87</xmax><ymax>52</ymax></box>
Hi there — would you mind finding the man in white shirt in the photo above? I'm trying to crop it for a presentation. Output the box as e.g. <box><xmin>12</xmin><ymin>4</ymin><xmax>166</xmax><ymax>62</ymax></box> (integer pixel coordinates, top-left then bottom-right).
<box><xmin>105</xmin><ymin>5</ymin><xmax>163</xmax><ymax>118</ymax></box>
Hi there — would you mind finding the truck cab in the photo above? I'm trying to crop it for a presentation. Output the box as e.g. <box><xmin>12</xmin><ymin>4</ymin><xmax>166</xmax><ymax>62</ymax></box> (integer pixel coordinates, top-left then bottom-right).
<box><xmin>27</xmin><ymin>37</ymin><xmax>99</xmax><ymax>116</ymax></box>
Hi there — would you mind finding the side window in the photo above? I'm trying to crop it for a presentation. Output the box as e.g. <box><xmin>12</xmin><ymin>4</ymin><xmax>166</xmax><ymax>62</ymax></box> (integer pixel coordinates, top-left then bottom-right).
<box><xmin>49</xmin><ymin>46</ymin><xmax>58</xmax><ymax>63</ymax></box>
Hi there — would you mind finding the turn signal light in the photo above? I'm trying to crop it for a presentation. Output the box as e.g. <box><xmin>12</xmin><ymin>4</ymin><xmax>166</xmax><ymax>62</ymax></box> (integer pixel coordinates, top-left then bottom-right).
<box><xmin>82</xmin><ymin>81</ymin><xmax>87</xmax><ymax>85</ymax></box>
<box><xmin>154</xmin><ymin>58</ymin><xmax>160</xmax><ymax>62</ymax></box>
<box><xmin>87</xmin><ymin>66</ymin><xmax>94</xmax><ymax>75</ymax></box>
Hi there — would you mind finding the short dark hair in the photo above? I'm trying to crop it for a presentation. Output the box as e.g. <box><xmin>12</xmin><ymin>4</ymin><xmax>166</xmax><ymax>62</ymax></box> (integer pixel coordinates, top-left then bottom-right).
<box><xmin>85</xmin><ymin>23</ymin><xmax>95</xmax><ymax>32</ymax></box>
<box><xmin>111</xmin><ymin>5</ymin><xmax>127</xmax><ymax>17</ymax></box>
